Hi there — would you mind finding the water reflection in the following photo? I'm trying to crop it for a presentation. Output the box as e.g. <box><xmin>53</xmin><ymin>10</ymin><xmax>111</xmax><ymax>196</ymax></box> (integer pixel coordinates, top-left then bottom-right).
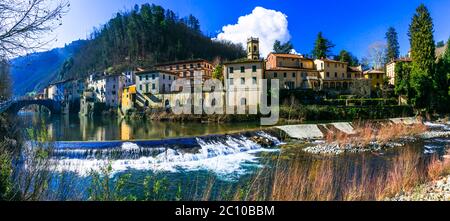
<box><xmin>18</xmin><ymin>112</ymin><xmax>264</xmax><ymax>141</ymax></box>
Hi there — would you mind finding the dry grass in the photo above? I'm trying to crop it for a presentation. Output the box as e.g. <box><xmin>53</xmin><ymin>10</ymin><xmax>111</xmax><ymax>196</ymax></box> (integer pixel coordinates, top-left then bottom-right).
<box><xmin>229</xmin><ymin>147</ymin><xmax>448</xmax><ymax>201</ymax></box>
<box><xmin>427</xmin><ymin>150</ymin><xmax>450</xmax><ymax>181</ymax></box>
<box><xmin>325</xmin><ymin>121</ymin><xmax>428</xmax><ymax>148</ymax></box>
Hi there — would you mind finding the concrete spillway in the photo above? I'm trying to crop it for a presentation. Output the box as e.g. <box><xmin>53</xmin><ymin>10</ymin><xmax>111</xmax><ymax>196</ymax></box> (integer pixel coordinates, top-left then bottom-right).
<box><xmin>276</xmin><ymin>124</ymin><xmax>324</xmax><ymax>139</ymax></box>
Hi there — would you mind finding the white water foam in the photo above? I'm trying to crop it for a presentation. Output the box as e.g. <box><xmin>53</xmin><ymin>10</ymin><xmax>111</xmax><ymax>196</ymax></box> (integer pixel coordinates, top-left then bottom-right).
<box><xmin>47</xmin><ymin>134</ymin><xmax>281</xmax><ymax>179</ymax></box>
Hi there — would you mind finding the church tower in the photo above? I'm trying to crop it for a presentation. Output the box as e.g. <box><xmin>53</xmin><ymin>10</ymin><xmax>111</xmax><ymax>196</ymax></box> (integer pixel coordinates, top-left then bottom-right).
<box><xmin>247</xmin><ymin>37</ymin><xmax>260</xmax><ymax>60</ymax></box>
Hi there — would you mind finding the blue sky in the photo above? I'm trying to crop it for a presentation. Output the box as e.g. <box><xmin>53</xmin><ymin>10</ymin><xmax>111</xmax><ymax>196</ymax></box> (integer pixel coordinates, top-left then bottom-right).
<box><xmin>50</xmin><ymin>0</ymin><xmax>450</xmax><ymax>59</ymax></box>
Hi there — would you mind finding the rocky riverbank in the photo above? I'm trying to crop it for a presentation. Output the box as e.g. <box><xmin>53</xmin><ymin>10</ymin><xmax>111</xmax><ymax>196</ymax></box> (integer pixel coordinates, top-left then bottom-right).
<box><xmin>388</xmin><ymin>175</ymin><xmax>450</xmax><ymax>201</ymax></box>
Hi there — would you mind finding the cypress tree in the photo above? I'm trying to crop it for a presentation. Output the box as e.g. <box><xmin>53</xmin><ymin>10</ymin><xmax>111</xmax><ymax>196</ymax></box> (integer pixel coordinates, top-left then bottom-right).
<box><xmin>385</xmin><ymin>27</ymin><xmax>400</xmax><ymax>62</ymax></box>
<box><xmin>408</xmin><ymin>4</ymin><xmax>436</xmax><ymax>109</ymax></box>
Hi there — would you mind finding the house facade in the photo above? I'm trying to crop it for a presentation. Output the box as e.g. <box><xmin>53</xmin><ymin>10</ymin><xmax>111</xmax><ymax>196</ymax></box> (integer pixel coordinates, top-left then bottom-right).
<box><xmin>86</xmin><ymin>73</ymin><xmax>107</xmax><ymax>103</ymax></box>
<box><xmin>154</xmin><ymin>59</ymin><xmax>214</xmax><ymax>80</ymax></box>
<box><xmin>223</xmin><ymin>60</ymin><xmax>264</xmax><ymax>109</ymax></box>
<box><xmin>386</xmin><ymin>58</ymin><xmax>412</xmax><ymax>86</ymax></box>
<box><xmin>105</xmin><ymin>74</ymin><xmax>125</xmax><ymax>108</ymax></box>
<box><xmin>364</xmin><ymin>69</ymin><xmax>386</xmax><ymax>90</ymax></box>
<box><xmin>265</xmin><ymin>53</ymin><xmax>320</xmax><ymax>90</ymax></box>
<box><xmin>135</xmin><ymin>70</ymin><xmax>178</xmax><ymax>107</ymax></box>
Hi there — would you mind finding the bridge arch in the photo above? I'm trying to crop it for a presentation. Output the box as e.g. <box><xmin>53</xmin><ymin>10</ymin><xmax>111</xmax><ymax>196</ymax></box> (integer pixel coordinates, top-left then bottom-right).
<box><xmin>2</xmin><ymin>99</ymin><xmax>61</xmax><ymax>115</ymax></box>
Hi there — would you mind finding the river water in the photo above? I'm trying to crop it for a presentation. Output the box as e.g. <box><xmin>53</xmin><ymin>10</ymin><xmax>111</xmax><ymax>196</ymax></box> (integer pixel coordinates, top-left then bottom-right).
<box><xmin>17</xmin><ymin>112</ymin><xmax>450</xmax><ymax>201</ymax></box>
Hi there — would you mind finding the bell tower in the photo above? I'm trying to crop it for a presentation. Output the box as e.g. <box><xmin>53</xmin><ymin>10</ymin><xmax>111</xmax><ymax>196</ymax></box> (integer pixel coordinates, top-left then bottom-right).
<box><xmin>247</xmin><ymin>37</ymin><xmax>260</xmax><ymax>60</ymax></box>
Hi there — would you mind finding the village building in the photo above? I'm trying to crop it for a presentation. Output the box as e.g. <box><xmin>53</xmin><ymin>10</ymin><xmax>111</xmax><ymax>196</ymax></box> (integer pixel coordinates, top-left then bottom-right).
<box><xmin>135</xmin><ymin>70</ymin><xmax>178</xmax><ymax>107</ymax></box>
<box><xmin>364</xmin><ymin>69</ymin><xmax>387</xmax><ymax>90</ymax></box>
<box><xmin>386</xmin><ymin>58</ymin><xmax>413</xmax><ymax>86</ymax></box>
<box><xmin>86</xmin><ymin>73</ymin><xmax>107</xmax><ymax>103</ymax></box>
<box><xmin>121</xmin><ymin>85</ymin><xmax>137</xmax><ymax>114</ymax></box>
<box><xmin>265</xmin><ymin>53</ymin><xmax>320</xmax><ymax>90</ymax></box>
<box><xmin>45</xmin><ymin>80</ymin><xmax>68</xmax><ymax>102</ymax></box>
<box><xmin>154</xmin><ymin>59</ymin><xmax>214</xmax><ymax>81</ymax></box>
<box><xmin>105</xmin><ymin>74</ymin><xmax>126</xmax><ymax>108</ymax></box>
<box><xmin>314</xmin><ymin>59</ymin><xmax>354</xmax><ymax>91</ymax></box>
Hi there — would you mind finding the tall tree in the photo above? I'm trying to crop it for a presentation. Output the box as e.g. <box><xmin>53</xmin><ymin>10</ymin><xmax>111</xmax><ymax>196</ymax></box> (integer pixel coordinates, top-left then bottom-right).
<box><xmin>273</xmin><ymin>40</ymin><xmax>294</xmax><ymax>54</ymax></box>
<box><xmin>385</xmin><ymin>27</ymin><xmax>400</xmax><ymax>62</ymax></box>
<box><xmin>394</xmin><ymin>61</ymin><xmax>412</xmax><ymax>99</ymax></box>
<box><xmin>408</xmin><ymin>4</ymin><xmax>436</xmax><ymax>109</ymax></box>
<box><xmin>336</xmin><ymin>50</ymin><xmax>360</xmax><ymax>66</ymax></box>
<box><xmin>0</xmin><ymin>59</ymin><xmax>11</xmax><ymax>101</ymax></box>
<box><xmin>435</xmin><ymin>37</ymin><xmax>450</xmax><ymax>112</ymax></box>
<box><xmin>312</xmin><ymin>32</ymin><xmax>335</xmax><ymax>59</ymax></box>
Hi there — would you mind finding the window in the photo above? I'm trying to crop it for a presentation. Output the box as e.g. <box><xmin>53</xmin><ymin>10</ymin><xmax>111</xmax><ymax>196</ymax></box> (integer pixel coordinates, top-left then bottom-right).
<box><xmin>169</xmin><ymin>76</ymin><xmax>171</xmax><ymax>80</ymax></box>
<box><xmin>146</xmin><ymin>75</ymin><xmax>149</xmax><ymax>81</ymax></box>
<box><xmin>190</xmin><ymin>64</ymin><xmax>194</xmax><ymax>68</ymax></box>
<box><xmin>241</xmin><ymin>66</ymin><xmax>245</xmax><ymax>73</ymax></box>
<box><xmin>145</xmin><ymin>84</ymin><xmax>149</xmax><ymax>93</ymax></box>
<box><xmin>152</xmin><ymin>84</ymin><xmax>156</xmax><ymax>90</ymax></box>
<box><xmin>183</xmin><ymin>64</ymin><xmax>186</xmax><ymax>69</ymax></box>
<box><xmin>252</xmin><ymin>65</ymin><xmax>257</xmax><ymax>72</ymax></box>
<box><xmin>241</xmin><ymin>78</ymin><xmax>245</xmax><ymax>85</ymax></box>
<box><xmin>300</xmin><ymin>63</ymin><xmax>303</xmax><ymax>69</ymax></box>
<box><xmin>274</xmin><ymin>72</ymin><xmax>278</xmax><ymax>78</ymax></box>
<box><xmin>230</xmin><ymin>67</ymin><xmax>234</xmax><ymax>73</ymax></box>
<box><xmin>162</xmin><ymin>84</ymin><xmax>165</xmax><ymax>92</ymax></box>
<box><xmin>197</xmin><ymin>63</ymin><xmax>201</xmax><ymax>68</ymax></box>
<box><xmin>241</xmin><ymin>98</ymin><xmax>247</xmax><ymax>105</ymax></box>
<box><xmin>326</xmin><ymin>72</ymin><xmax>330</xmax><ymax>78</ymax></box>
<box><xmin>229</xmin><ymin>78</ymin><xmax>234</xmax><ymax>85</ymax></box>
<box><xmin>292</xmin><ymin>72</ymin><xmax>296</xmax><ymax>78</ymax></box>
<box><xmin>152</xmin><ymin>74</ymin><xmax>155</xmax><ymax>80</ymax></box>
<box><xmin>377</xmin><ymin>74</ymin><xmax>380</xmax><ymax>79</ymax></box>
<box><xmin>163</xmin><ymin>75</ymin><xmax>165</xmax><ymax>80</ymax></box>
<box><xmin>342</xmin><ymin>73</ymin><xmax>345</xmax><ymax>78</ymax></box>
<box><xmin>335</xmin><ymin>72</ymin><xmax>338</xmax><ymax>78</ymax></box>
<box><xmin>284</xmin><ymin>73</ymin><xmax>287</xmax><ymax>78</ymax></box>
<box><xmin>327</xmin><ymin>63</ymin><xmax>330</xmax><ymax>67</ymax></box>
<box><xmin>252</xmin><ymin>77</ymin><xmax>257</xmax><ymax>84</ymax></box>
<box><xmin>347</xmin><ymin>73</ymin><xmax>352</xmax><ymax>79</ymax></box>
<box><xmin>139</xmin><ymin>85</ymin><xmax>143</xmax><ymax>91</ymax></box>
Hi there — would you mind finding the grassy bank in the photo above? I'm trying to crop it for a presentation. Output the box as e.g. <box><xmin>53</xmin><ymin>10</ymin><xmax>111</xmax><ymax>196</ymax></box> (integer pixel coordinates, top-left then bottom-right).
<box><xmin>123</xmin><ymin>105</ymin><xmax>415</xmax><ymax>124</ymax></box>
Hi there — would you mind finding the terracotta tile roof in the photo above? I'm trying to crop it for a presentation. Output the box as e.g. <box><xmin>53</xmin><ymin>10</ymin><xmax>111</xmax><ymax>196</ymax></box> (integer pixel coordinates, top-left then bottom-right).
<box><xmin>154</xmin><ymin>59</ymin><xmax>212</xmax><ymax>66</ymax></box>
<box><xmin>348</xmin><ymin>66</ymin><xmax>362</xmax><ymax>72</ymax></box>
<box><xmin>268</xmin><ymin>53</ymin><xmax>304</xmax><ymax>59</ymax></box>
<box><xmin>265</xmin><ymin>67</ymin><xmax>318</xmax><ymax>72</ymax></box>
<box><xmin>135</xmin><ymin>69</ymin><xmax>178</xmax><ymax>76</ymax></box>
<box><xmin>317</xmin><ymin>58</ymin><xmax>348</xmax><ymax>64</ymax></box>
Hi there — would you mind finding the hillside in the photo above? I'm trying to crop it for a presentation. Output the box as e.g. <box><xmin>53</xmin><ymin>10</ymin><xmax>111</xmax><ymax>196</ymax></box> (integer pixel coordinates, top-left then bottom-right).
<box><xmin>10</xmin><ymin>40</ymin><xmax>86</xmax><ymax>96</ymax></box>
<box><xmin>62</xmin><ymin>3</ymin><xmax>245</xmax><ymax>79</ymax></box>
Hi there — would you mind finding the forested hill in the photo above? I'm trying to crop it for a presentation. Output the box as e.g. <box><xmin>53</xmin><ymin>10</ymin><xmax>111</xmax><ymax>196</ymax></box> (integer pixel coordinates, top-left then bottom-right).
<box><xmin>10</xmin><ymin>40</ymin><xmax>86</xmax><ymax>96</ymax></box>
<box><xmin>63</xmin><ymin>4</ymin><xmax>245</xmax><ymax>79</ymax></box>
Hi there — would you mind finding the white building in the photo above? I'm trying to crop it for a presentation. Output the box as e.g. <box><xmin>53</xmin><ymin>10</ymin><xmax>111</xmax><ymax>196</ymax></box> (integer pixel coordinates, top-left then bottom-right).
<box><xmin>86</xmin><ymin>73</ymin><xmax>106</xmax><ymax>103</ymax></box>
<box><xmin>136</xmin><ymin>70</ymin><xmax>177</xmax><ymax>95</ymax></box>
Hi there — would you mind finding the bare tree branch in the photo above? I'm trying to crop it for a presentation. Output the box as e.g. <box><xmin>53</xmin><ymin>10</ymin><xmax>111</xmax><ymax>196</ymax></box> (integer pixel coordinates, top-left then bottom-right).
<box><xmin>0</xmin><ymin>0</ymin><xmax>70</xmax><ymax>58</ymax></box>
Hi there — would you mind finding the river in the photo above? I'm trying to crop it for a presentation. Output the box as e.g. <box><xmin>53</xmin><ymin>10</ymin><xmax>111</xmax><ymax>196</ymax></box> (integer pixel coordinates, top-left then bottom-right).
<box><xmin>16</xmin><ymin>112</ymin><xmax>450</xmax><ymax>201</ymax></box>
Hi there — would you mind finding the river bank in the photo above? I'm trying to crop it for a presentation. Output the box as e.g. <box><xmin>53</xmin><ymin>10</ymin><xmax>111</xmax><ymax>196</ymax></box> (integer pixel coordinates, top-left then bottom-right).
<box><xmin>9</xmin><ymin>113</ymin><xmax>450</xmax><ymax>201</ymax></box>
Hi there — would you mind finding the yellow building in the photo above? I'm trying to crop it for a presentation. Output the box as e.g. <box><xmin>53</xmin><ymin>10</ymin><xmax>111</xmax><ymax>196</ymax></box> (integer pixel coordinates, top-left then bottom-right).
<box><xmin>121</xmin><ymin>85</ymin><xmax>136</xmax><ymax>114</ymax></box>
<box><xmin>363</xmin><ymin>69</ymin><xmax>386</xmax><ymax>90</ymax></box>
<box><xmin>265</xmin><ymin>53</ymin><xmax>320</xmax><ymax>90</ymax></box>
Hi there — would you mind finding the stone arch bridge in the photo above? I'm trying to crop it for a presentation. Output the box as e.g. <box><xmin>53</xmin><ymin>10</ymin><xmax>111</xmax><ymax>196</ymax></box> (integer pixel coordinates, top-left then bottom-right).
<box><xmin>0</xmin><ymin>99</ymin><xmax>61</xmax><ymax>115</ymax></box>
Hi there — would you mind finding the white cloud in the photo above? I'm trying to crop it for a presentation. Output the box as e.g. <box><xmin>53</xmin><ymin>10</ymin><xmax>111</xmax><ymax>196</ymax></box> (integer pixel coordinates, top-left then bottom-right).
<box><xmin>215</xmin><ymin>7</ymin><xmax>291</xmax><ymax>58</ymax></box>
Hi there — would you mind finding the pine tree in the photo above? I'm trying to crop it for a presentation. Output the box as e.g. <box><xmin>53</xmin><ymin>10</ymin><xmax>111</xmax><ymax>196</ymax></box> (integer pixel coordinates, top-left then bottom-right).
<box><xmin>312</xmin><ymin>32</ymin><xmax>335</xmax><ymax>59</ymax></box>
<box><xmin>385</xmin><ymin>27</ymin><xmax>400</xmax><ymax>62</ymax></box>
<box><xmin>336</xmin><ymin>50</ymin><xmax>359</xmax><ymax>66</ymax></box>
<box><xmin>273</xmin><ymin>40</ymin><xmax>294</xmax><ymax>54</ymax></box>
<box><xmin>408</xmin><ymin>4</ymin><xmax>436</xmax><ymax>109</ymax></box>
